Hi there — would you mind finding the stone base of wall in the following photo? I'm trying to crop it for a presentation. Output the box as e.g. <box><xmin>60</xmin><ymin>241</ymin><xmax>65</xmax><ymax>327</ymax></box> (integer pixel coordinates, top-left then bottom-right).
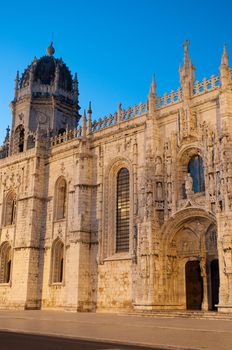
<box><xmin>217</xmin><ymin>305</ymin><xmax>232</xmax><ymax>313</ymax></box>
<box><xmin>133</xmin><ymin>303</ymin><xmax>185</xmax><ymax>311</ymax></box>
<box><xmin>0</xmin><ymin>302</ymin><xmax>39</xmax><ymax>310</ymax></box>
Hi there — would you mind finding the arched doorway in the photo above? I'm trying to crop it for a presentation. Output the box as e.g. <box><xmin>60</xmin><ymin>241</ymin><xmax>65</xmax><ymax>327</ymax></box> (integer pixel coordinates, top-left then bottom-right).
<box><xmin>210</xmin><ymin>259</ymin><xmax>219</xmax><ymax>310</ymax></box>
<box><xmin>162</xmin><ymin>208</ymin><xmax>219</xmax><ymax>311</ymax></box>
<box><xmin>185</xmin><ymin>261</ymin><xmax>203</xmax><ymax>310</ymax></box>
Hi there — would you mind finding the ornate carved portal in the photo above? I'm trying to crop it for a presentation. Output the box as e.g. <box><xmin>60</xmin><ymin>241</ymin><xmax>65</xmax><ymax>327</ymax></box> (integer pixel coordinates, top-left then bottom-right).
<box><xmin>165</xmin><ymin>217</ymin><xmax>219</xmax><ymax>310</ymax></box>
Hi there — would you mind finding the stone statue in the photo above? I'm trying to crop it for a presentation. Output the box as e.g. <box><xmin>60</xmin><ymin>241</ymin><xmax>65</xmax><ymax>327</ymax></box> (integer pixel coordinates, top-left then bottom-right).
<box><xmin>166</xmin><ymin>160</ymin><xmax>171</xmax><ymax>177</ymax></box>
<box><xmin>155</xmin><ymin>157</ymin><xmax>162</xmax><ymax>176</ymax></box>
<box><xmin>185</xmin><ymin>173</ymin><xmax>193</xmax><ymax>197</ymax></box>
<box><xmin>200</xmin><ymin>258</ymin><xmax>207</xmax><ymax>277</ymax></box>
<box><xmin>156</xmin><ymin>182</ymin><xmax>163</xmax><ymax>200</ymax></box>
<box><xmin>209</xmin><ymin>173</ymin><xmax>215</xmax><ymax>195</ymax></box>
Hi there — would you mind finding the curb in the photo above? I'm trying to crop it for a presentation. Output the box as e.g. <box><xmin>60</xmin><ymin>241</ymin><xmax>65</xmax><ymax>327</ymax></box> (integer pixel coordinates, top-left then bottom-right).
<box><xmin>0</xmin><ymin>328</ymin><xmax>202</xmax><ymax>350</ymax></box>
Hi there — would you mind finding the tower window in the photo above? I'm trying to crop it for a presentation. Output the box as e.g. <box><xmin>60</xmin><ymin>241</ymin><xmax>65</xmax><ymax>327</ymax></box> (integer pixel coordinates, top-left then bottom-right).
<box><xmin>0</xmin><ymin>242</ymin><xmax>12</xmax><ymax>284</ymax></box>
<box><xmin>4</xmin><ymin>192</ymin><xmax>16</xmax><ymax>226</ymax></box>
<box><xmin>51</xmin><ymin>239</ymin><xmax>64</xmax><ymax>283</ymax></box>
<box><xmin>188</xmin><ymin>155</ymin><xmax>205</xmax><ymax>193</ymax></box>
<box><xmin>54</xmin><ymin>178</ymin><xmax>67</xmax><ymax>220</ymax></box>
<box><xmin>14</xmin><ymin>125</ymin><xmax>25</xmax><ymax>153</ymax></box>
<box><xmin>116</xmin><ymin>168</ymin><xmax>130</xmax><ymax>252</ymax></box>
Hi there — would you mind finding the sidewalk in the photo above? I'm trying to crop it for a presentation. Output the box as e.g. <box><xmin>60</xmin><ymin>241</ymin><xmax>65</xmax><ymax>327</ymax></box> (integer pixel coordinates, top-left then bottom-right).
<box><xmin>0</xmin><ymin>310</ymin><xmax>231</xmax><ymax>349</ymax></box>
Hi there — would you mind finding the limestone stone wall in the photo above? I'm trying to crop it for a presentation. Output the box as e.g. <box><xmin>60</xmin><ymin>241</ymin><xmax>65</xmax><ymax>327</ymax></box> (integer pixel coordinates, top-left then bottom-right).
<box><xmin>97</xmin><ymin>259</ymin><xmax>132</xmax><ymax>311</ymax></box>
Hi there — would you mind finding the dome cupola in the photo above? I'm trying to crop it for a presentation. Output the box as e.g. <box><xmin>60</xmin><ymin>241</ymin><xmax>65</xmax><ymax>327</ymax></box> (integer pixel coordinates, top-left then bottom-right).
<box><xmin>16</xmin><ymin>42</ymin><xmax>78</xmax><ymax>103</ymax></box>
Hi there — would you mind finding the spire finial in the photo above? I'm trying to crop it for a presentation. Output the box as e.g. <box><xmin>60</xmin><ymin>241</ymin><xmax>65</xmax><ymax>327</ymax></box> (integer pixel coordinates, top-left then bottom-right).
<box><xmin>46</xmin><ymin>41</ymin><xmax>55</xmax><ymax>56</ymax></box>
<box><xmin>14</xmin><ymin>71</ymin><xmax>19</xmax><ymax>99</ymax></box>
<box><xmin>221</xmin><ymin>43</ymin><xmax>229</xmax><ymax>66</ymax></box>
<box><xmin>183</xmin><ymin>39</ymin><xmax>191</xmax><ymax>66</ymax></box>
<box><xmin>82</xmin><ymin>109</ymin><xmax>87</xmax><ymax>137</ymax></box>
<box><xmin>4</xmin><ymin>126</ymin><xmax>10</xmax><ymax>143</ymax></box>
<box><xmin>149</xmin><ymin>74</ymin><xmax>156</xmax><ymax>95</ymax></box>
<box><xmin>183</xmin><ymin>39</ymin><xmax>190</xmax><ymax>51</ymax></box>
<box><xmin>87</xmin><ymin>102</ymin><xmax>92</xmax><ymax>135</ymax></box>
<box><xmin>88</xmin><ymin>101</ymin><xmax>92</xmax><ymax>113</ymax></box>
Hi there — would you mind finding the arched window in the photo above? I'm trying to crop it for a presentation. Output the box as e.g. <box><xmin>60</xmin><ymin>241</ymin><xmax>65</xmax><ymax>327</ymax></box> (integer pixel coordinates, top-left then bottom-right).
<box><xmin>0</xmin><ymin>242</ymin><xmax>12</xmax><ymax>283</ymax></box>
<box><xmin>116</xmin><ymin>168</ymin><xmax>130</xmax><ymax>252</ymax></box>
<box><xmin>54</xmin><ymin>178</ymin><xmax>67</xmax><ymax>220</ymax></box>
<box><xmin>51</xmin><ymin>239</ymin><xmax>64</xmax><ymax>283</ymax></box>
<box><xmin>4</xmin><ymin>191</ymin><xmax>16</xmax><ymax>226</ymax></box>
<box><xmin>188</xmin><ymin>155</ymin><xmax>205</xmax><ymax>193</ymax></box>
<box><xmin>14</xmin><ymin>125</ymin><xmax>25</xmax><ymax>153</ymax></box>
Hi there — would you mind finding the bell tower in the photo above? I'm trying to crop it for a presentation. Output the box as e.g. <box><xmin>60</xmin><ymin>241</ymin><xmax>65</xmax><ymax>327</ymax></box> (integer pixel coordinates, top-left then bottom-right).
<box><xmin>10</xmin><ymin>42</ymin><xmax>81</xmax><ymax>154</ymax></box>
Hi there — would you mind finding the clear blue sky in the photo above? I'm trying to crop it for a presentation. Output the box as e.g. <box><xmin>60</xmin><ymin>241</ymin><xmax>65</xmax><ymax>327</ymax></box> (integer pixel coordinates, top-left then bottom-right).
<box><xmin>0</xmin><ymin>0</ymin><xmax>231</xmax><ymax>142</ymax></box>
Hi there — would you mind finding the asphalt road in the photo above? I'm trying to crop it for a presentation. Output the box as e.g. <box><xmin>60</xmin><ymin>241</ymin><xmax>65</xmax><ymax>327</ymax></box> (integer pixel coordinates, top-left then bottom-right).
<box><xmin>0</xmin><ymin>331</ymin><xmax>164</xmax><ymax>350</ymax></box>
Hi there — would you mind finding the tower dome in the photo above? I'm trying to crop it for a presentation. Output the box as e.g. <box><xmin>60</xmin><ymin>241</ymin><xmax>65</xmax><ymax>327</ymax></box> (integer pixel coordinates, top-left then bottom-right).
<box><xmin>20</xmin><ymin>57</ymin><xmax>73</xmax><ymax>92</ymax></box>
<box><xmin>19</xmin><ymin>43</ymin><xmax>73</xmax><ymax>92</ymax></box>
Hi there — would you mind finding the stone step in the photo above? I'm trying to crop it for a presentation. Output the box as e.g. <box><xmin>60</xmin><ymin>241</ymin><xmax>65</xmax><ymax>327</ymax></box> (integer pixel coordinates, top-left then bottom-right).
<box><xmin>121</xmin><ymin>310</ymin><xmax>232</xmax><ymax>321</ymax></box>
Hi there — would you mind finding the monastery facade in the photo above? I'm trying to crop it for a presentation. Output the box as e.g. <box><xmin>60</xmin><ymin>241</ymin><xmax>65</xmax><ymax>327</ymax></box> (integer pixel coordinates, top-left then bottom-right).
<box><xmin>0</xmin><ymin>41</ymin><xmax>232</xmax><ymax>313</ymax></box>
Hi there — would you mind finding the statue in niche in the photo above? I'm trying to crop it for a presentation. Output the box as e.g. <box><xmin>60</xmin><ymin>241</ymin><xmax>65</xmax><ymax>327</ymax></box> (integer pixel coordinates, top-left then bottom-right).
<box><xmin>155</xmin><ymin>157</ymin><xmax>162</xmax><ymax>176</ymax></box>
<box><xmin>220</xmin><ymin>178</ymin><xmax>226</xmax><ymax>195</ymax></box>
<box><xmin>200</xmin><ymin>258</ymin><xmax>207</xmax><ymax>278</ymax></box>
<box><xmin>222</xmin><ymin>248</ymin><xmax>232</xmax><ymax>274</ymax></box>
<box><xmin>156</xmin><ymin>182</ymin><xmax>163</xmax><ymax>200</ymax></box>
<box><xmin>209</xmin><ymin>173</ymin><xmax>215</xmax><ymax>195</ymax></box>
<box><xmin>185</xmin><ymin>173</ymin><xmax>193</xmax><ymax>197</ymax></box>
<box><xmin>166</xmin><ymin>159</ymin><xmax>171</xmax><ymax>177</ymax></box>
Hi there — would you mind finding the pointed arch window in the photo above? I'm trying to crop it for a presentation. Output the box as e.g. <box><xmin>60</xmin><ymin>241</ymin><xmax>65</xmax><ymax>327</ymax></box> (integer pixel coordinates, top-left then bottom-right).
<box><xmin>0</xmin><ymin>242</ymin><xmax>12</xmax><ymax>284</ymax></box>
<box><xmin>116</xmin><ymin>168</ymin><xmax>130</xmax><ymax>252</ymax></box>
<box><xmin>54</xmin><ymin>178</ymin><xmax>67</xmax><ymax>220</ymax></box>
<box><xmin>188</xmin><ymin>155</ymin><xmax>205</xmax><ymax>193</ymax></box>
<box><xmin>14</xmin><ymin>125</ymin><xmax>25</xmax><ymax>153</ymax></box>
<box><xmin>4</xmin><ymin>191</ymin><xmax>16</xmax><ymax>226</ymax></box>
<box><xmin>51</xmin><ymin>239</ymin><xmax>64</xmax><ymax>283</ymax></box>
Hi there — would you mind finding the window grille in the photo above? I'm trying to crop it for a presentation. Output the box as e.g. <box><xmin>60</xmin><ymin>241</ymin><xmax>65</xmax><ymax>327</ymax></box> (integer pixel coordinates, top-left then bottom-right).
<box><xmin>188</xmin><ymin>155</ymin><xmax>205</xmax><ymax>193</ymax></box>
<box><xmin>0</xmin><ymin>243</ymin><xmax>12</xmax><ymax>283</ymax></box>
<box><xmin>116</xmin><ymin>168</ymin><xmax>130</xmax><ymax>252</ymax></box>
